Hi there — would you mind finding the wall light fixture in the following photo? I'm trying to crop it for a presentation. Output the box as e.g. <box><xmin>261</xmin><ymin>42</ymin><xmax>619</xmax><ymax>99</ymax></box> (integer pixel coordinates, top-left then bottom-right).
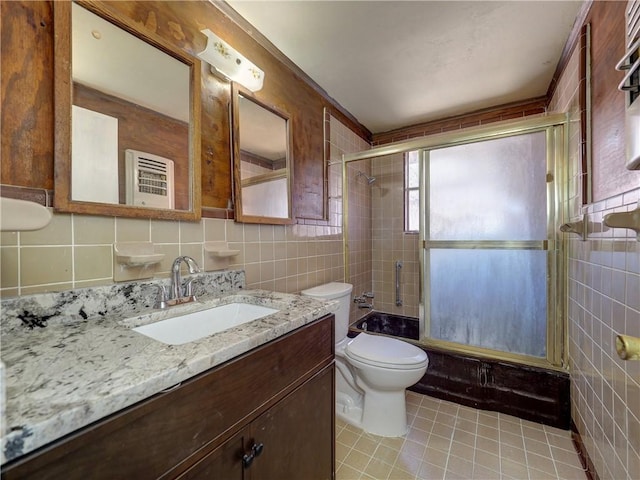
<box><xmin>198</xmin><ymin>29</ymin><xmax>264</xmax><ymax>92</ymax></box>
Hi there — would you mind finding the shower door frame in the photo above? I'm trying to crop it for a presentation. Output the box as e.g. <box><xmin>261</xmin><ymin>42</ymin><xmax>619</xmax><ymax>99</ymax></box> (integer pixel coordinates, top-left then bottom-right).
<box><xmin>342</xmin><ymin>114</ymin><xmax>568</xmax><ymax>370</ymax></box>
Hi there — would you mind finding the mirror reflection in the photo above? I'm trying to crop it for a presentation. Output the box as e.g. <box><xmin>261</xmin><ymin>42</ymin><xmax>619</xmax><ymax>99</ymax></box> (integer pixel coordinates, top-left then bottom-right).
<box><xmin>70</xmin><ymin>3</ymin><xmax>191</xmax><ymax>211</ymax></box>
<box><xmin>235</xmin><ymin>93</ymin><xmax>292</xmax><ymax>222</ymax></box>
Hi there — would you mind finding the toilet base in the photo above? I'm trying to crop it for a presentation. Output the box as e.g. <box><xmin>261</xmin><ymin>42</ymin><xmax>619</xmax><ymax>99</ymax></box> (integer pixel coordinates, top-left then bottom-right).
<box><xmin>361</xmin><ymin>389</ymin><xmax>409</xmax><ymax>437</ymax></box>
<box><xmin>336</xmin><ymin>391</ymin><xmax>364</xmax><ymax>430</ymax></box>
<box><xmin>336</xmin><ymin>389</ymin><xmax>409</xmax><ymax>437</ymax></box>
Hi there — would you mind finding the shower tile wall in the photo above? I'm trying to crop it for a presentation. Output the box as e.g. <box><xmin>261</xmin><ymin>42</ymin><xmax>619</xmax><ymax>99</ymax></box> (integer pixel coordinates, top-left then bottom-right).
<box><xmin>326</xmin><ymin>112</ymin><xmax>372</xmax><ymax>323</ymax></box>
<box><xmin>549</xmin><ymin>32</ymin><xmax>640</xmax><ymax>480</ymax></box>
<box><xmin>0</xmin><ymin>116</ymin><xmax>370</xmax><ymax>297</ymax></box>
<box><xmin>370</xmin><ymin>154</ymin><xmax>420</xmax><ymax>318</ymax></box>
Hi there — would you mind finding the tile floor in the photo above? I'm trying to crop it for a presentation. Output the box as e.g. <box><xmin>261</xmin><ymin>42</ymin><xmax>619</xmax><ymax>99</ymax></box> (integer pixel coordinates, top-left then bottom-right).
<box><xmin>336</xmin><ymin>392</ymin><xmax>587</xmax><ymax>480</ymax></box>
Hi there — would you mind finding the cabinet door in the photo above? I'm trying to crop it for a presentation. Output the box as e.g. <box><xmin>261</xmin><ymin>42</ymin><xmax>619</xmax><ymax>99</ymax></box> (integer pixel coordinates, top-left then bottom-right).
<box><xmin>176</xmin><ymin>431</ymin><xmax>246</xmax><ymax>480</ymax></box>
<box><xmin>248</xmin><ymin>365</ymin><xmax>334</xmax><ymax>480</ymax></box>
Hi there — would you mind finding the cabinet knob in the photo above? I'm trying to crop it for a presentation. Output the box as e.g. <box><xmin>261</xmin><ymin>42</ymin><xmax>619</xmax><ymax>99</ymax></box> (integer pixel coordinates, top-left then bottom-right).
<box><xmin>242</xmin><ymin>441</ymin><xmax>264</xmax><ymax>468</ymax></box>
<box><xmin>253</xmin><ymin>442</ymin><xmax>264</xmax><ymax>457</ymax></box>
<box><xmin>242</xmin><ymin>452</ymin><xmax>254</xmax><ymax>469</ymax></box>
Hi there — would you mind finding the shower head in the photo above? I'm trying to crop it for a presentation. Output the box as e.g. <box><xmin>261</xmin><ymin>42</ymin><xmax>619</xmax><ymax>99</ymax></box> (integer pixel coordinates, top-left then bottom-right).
<box><xmin>356</xmin><ymin>171</ymin><xmax>376</xmax><ymax>185</ymax></box>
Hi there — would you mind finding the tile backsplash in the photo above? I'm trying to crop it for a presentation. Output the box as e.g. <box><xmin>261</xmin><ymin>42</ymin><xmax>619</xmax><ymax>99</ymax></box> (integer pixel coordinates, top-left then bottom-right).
<box><xmin>0</xmin><ymin>114</ymin><xmax>369</xmax><ymax>299</ymax></box>
<box><xmin>0</xmin><ymin>214</ymin><xmax>344</xmax><ymax>298</ymax></box>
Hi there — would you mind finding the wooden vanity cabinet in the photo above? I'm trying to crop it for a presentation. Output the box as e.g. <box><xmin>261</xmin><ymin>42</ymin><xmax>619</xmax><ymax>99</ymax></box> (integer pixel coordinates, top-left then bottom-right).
<box><xmin>179</xmin><ymin>365</ymin><xmax>334</xmax><ymax>480</ymax></box>
<box><xmin>2</xmin><ymin>315</ymin><xmax>335</xmax><ymax>480</ymax></box>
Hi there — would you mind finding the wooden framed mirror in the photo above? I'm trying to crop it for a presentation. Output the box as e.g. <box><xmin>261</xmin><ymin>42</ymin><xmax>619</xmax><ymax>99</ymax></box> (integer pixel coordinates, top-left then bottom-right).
<box><xmin>53</xmin><ymin>1</ymin><xmax>201</xmax><ymax>221</ymax></box>
<box><xmin>231</xmin><ymin>84</ymin><xmax>293</xmax><ymax>224</ymax></box>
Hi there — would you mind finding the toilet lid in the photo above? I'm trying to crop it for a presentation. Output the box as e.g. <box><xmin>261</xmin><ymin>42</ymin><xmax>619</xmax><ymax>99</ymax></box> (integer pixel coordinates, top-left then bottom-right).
<box><xmin>345</xmin><ymin>333</ymin><xmax>428</xmax><ymax>369</ymax></box>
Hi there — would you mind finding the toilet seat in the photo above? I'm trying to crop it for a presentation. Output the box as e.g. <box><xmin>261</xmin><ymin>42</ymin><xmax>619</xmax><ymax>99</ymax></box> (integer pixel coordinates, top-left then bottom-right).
<box><xmin>345</xmin><ymin>333</ymin><xmax>428</xmax><ymax>370</ymax></box>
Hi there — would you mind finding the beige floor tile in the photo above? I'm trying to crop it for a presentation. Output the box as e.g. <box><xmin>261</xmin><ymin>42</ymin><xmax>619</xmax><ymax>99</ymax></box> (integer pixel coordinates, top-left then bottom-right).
<box><xmin>476</xmin><ymin>436</ymin><xmax>500</xmax><ymax>456</ymax></box>
<box><xmin>363</xmin><ymin>457</ymin><xmax>393</xmax><ymax>479</ymax></box>
<box><xmin>394</xmin><ymin>449</ymin><xmax>422</xmax><ymax>471</ymax></box>
<box><xmin>449</xmin><ymin>440</ymin><xmax>475</xmax><ymax>460</ymax></box>
<box><xmin>412</xmin><ymin>416</ymin><xmax>434</xmax><ymax>433</ymax></box>
<box><xmin>454</xmin><ymin>417</ymin><xmax>478</xmax><ymax>435</ymax></box>
<box><xmin>339</xmin><ymin>428</ymin><xmax>363</xmax><ymax>446</ymax></box>
<box><xmin>525</xmin><ymin>437</ymin><xmax>553</xmax><ymax>458</ymax></box>
<box><xmin>354</xmin><ymin>435</ymin><xmax>379</xmax><ymax>455</ymax></box>
<box><xmin>337</xmin><ymin>441</ymin><xmax>352</xmax><ymax>462</ymax></box>
<box><xmin>406</xmin><ymin>427</ymin><xmax>430</xmax><ymax>445</ymax></box>
<box><xmin>501</xmin><ymin>431</ymin><xmax>525</xmax><ymax>449</ymax></box>
<box><xmin>428</xmin><ymin>433</ymin><xmax>453</xmax><ymax>453</ymax></box>
<box><xmin>501</xmin><ymin>444</ymin><xmax>527</xmax><ymax>465</ymax></box>
<box><xmin>453</xmin><ymin>428</ymin><xmax>476</xmax><ymax>447</ymax></box>
<box><xmin>526</xmin><ymin>451</ymin><xmax>558</xmax><ymax>476</ymax></box>
<box><xmin>438</xmin><ymin>402</ymin><xmax>459</xmax><ymax>415</ymax></box>
<box><xmin>417</xmin><ymin>461</ymin><xmax>446</xmax><ymax>480</ymax></box>
<box><xmin>446</xmin><ymin>455</ymin><xmax>474</xmax><ymax>478</ymax></box>
<box><xmin>388</xmin><ymin>465</ymin><xmax>416</xmax><ymax>480</ymax></box>
<box><xmin>336</xmin><ymin>393</ymin><xmax>586</xmax><ymax>480</ymax></box>
<box><xmin>337</xmin><ymin>463</ymin><xmax>362</xmax><ymax>480</ymax></box>
<box><xmin>400</xmin><ymin>439</ymin><xmax>427</xmax><ymax>460</ymax></box>
<box><xmin>554</xmin><ymin>460</ymin><xmax>587</xmax><ymax>479</ymax></box>
<box><xmin>522</xmin><ymin>424</ymin><xmax>549</xmax><ymax>443</ymax></box>
<box><xmin>345</xmin><ymin>448</ymin><xmax>372</xmax><ymax>471</ymax></box>
<box><xmin>501</xmin><ymin>457</ymin><xmax>531</xmax><ymax>478</ymax></box>
<box><xmin>376</xmin><ymin>444</ymin><xmax>401</xmax><ymax>465</ymax></box>
<box><xmin>477</xmin><ymin>424</ymin><xmax>500</xmax><ymax>441</ymax></box>
<box><xmin>552</xmin><ymin>447</ymin><xmax>585</xmax><ymax>470</ymax></box>
<box><xmin>423</xmin><ymin>447</ymin><xmax>449</xmax><ymax>469</ymax></box>
<box><xmin>431</xmin><ymin>422</ymin><xmax>455</xmax><ymax>439</ymax></box>
<box><xmin>472</xmin><ymin>463</ymin><xmax>500</xmax><ymax>479</ymax></box>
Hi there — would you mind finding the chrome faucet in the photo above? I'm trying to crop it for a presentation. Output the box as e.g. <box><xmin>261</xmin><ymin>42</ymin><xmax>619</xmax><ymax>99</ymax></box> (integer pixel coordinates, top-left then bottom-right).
<box><xmin>353</xmin><ymin>291</ymin><xmax>374</xmax><ymax>309</ymax></box>
<box><xmin>170</xmin><ymin>255</ymin><xmax>200</xmax><ymax>300</ymax></box>
<box><xmin>155</xmin><ymin>256</ymin><xmax>201</xmax><ymax>309</ymax></box>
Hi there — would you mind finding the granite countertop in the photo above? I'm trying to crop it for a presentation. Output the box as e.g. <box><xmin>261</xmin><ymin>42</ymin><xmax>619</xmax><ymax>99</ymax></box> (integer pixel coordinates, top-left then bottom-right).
<box><xmin>0</xmin><ymin>287</ymin><xmax>337</xmax><ymax>464</ymax></box>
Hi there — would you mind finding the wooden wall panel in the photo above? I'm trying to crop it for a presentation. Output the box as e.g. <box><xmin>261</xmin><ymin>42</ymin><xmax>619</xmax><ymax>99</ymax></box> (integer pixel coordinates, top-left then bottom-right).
<box><xmin>585</xmin><ymin>0</ymin><xmax>637</xmax><ymax>202</ymax></box>
<box><xmin>1</xmin><ymin>1</ymin><xmax>55</xmax><ymax>190</ymax></box>
<box><xmin>1</xmin><ymin>0</ymin><xmax>370</xmax><ymax>220</ymax></box>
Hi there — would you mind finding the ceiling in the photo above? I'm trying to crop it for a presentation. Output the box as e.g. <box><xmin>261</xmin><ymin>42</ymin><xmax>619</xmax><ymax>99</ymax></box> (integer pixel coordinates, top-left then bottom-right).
<box><xmin>225</xmin><ymin>0</ymin><xmax>584</xmax><ymax>134</ymax></box>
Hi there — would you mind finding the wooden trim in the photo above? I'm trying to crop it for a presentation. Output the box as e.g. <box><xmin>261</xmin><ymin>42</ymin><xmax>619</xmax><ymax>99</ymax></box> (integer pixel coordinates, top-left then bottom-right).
<box><xmin>201</xmin><ymin>207</ymin><xmax>234</xmax><ymax>219</ymax></box>
<box><xmin>372</xmin><ymin>97</ymin><xmax>547</xmax><ymax>146</ymax></box>
<box><xmin>0</xmin><ymin>185</ymin><xmax>51</xmax><ymax>207</ymax></box>
<box><xmin>546</xmin><ymin>1</ymin><xmax>594</xmax><ymax>103</ymax></box>
<box><xmin>571</xmin><ymin>419</ymin><xmax>600</xmax><ymax>480</ymax></box>
<box><xmin>231</xmin><ymin>83</ymin><xmax>294</xmax><ymax>225</ymax></box>
<box><xmin>52</xmin><ymin>1</ymin><xmax>202</xmax><ymax>222</ymax></box>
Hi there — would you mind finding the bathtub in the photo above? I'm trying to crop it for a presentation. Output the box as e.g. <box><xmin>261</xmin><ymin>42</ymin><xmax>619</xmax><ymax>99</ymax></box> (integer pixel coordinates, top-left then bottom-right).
<box><xmin>348</xmin><ymin>310</ymin><xmax>570</xmax><ymax>429</ymax></box>
<box><xmin>352</xmin><ymin>311</ymin><xmax>419</xmax><ymax>340</ymax></box>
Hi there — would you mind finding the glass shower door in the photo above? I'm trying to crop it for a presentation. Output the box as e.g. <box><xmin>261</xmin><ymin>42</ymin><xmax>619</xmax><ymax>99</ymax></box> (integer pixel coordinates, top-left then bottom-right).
<box><xmin>423</xmin><ymin>130</ymin><xmax>552</xmax><ymax>359</ymax></box>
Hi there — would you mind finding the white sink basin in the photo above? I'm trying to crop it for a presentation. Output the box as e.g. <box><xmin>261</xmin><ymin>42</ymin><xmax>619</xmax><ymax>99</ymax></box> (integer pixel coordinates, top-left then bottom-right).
<box><xmin>132</xmin><ymin>303</ymin><xmax>278</xmax><ymax>345</ymax></box>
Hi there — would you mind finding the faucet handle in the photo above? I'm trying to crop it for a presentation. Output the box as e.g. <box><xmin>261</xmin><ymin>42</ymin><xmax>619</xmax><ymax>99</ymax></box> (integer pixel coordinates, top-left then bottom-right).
<box><xmin>154</xmin><ymin>284</ymin><xmax>168</xmax><ymax>309</ymax></box>
<box><xmin>362</xmin><ymin>291</ymin><xmax>375</xmax><ymax>299</ymax></box>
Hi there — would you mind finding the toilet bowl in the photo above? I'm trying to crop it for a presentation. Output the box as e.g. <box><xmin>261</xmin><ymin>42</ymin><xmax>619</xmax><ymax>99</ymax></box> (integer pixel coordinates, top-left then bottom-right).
<box><xmin>301</xmin><ymin>282</ymin><xmax>428</xmax><ymax>437</ymax></box>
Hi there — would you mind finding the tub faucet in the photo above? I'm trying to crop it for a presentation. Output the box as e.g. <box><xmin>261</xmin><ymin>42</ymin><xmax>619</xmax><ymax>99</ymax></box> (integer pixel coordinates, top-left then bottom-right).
<box><xmin>353</xmin><ymin>292</ymin><xmax>374</xmax><ymax>309</ymax></box>
<box><xmin>154</xmin><ymin>256</ymin><xmax>200</xmax><ymax>308</ymax></box>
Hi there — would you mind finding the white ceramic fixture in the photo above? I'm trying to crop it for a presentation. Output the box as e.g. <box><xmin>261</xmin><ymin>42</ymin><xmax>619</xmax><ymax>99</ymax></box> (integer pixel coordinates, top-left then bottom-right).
<box><xmin>301</xmin><ymin>282</ymin><xmax>428</xmax><ymax>437</ymax></box>
<box><xmin>0</xmin><ymin>197</ymin><xmax>52</xmax><ymax>232</ymax></box>
<box><xmin>131</xmin><ymin>303</ymin><xmax>278</xmax><ymax>345</ymax></box>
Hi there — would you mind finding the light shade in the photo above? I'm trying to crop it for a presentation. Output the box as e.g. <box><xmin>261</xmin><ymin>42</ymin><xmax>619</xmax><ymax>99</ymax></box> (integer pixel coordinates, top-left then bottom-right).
<box><xmin>198</xmin><ymin>29</ymin><xmax>264</xmax><ymax>92</ymax></box>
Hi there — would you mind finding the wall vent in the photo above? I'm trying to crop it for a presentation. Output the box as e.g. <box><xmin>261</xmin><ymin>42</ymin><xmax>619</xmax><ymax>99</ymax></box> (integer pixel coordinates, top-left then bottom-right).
<box><xmin>125</xmin><ymin>149</ymin><xmax>175</xmax><ymax>208</ymax></box>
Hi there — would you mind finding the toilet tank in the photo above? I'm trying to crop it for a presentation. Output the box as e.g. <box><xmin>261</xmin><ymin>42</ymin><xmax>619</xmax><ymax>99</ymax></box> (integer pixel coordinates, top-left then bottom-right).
<box><xmin>301</xmin><ymin>282</ymin><xmax>353</xmax><ymax>342</ymax></box>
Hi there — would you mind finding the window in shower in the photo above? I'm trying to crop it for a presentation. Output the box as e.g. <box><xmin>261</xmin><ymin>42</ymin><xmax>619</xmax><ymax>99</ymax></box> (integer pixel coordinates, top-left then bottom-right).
<box><xmin>422</xmin><ymin>129</ymin><xmax>559</xmax><ymax>361</ymax></box>
<box><xmin>404</xmin><ymin>150</ymin><xmax>420</xmax><ymax>232</ymax></box>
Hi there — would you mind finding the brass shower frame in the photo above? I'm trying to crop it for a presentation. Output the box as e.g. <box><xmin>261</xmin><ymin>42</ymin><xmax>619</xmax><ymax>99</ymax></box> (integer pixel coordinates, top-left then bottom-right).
<box><xmin>341</xmin><ymin>113</ymin><xmax>569</xmax><ymax>370</ymax></box>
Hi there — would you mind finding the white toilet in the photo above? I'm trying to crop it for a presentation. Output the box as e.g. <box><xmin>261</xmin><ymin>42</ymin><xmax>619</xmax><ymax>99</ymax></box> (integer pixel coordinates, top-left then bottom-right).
<box><xmin>301</xmin><ymin>282</ymin><xmax>428</xmax><ymax>437</ymax></box>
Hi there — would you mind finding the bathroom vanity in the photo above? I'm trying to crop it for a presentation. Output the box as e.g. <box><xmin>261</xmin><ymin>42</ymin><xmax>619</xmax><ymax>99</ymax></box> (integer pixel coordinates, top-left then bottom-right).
<box><xmin>0</xmin><ymin>275</ymin><xmax>337</xmax><ymax>479</ymax></box>
<box><xmin>2</xmin><ymin>315</ymin><xmax>334</xmax><ymax>480</ymax></box>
